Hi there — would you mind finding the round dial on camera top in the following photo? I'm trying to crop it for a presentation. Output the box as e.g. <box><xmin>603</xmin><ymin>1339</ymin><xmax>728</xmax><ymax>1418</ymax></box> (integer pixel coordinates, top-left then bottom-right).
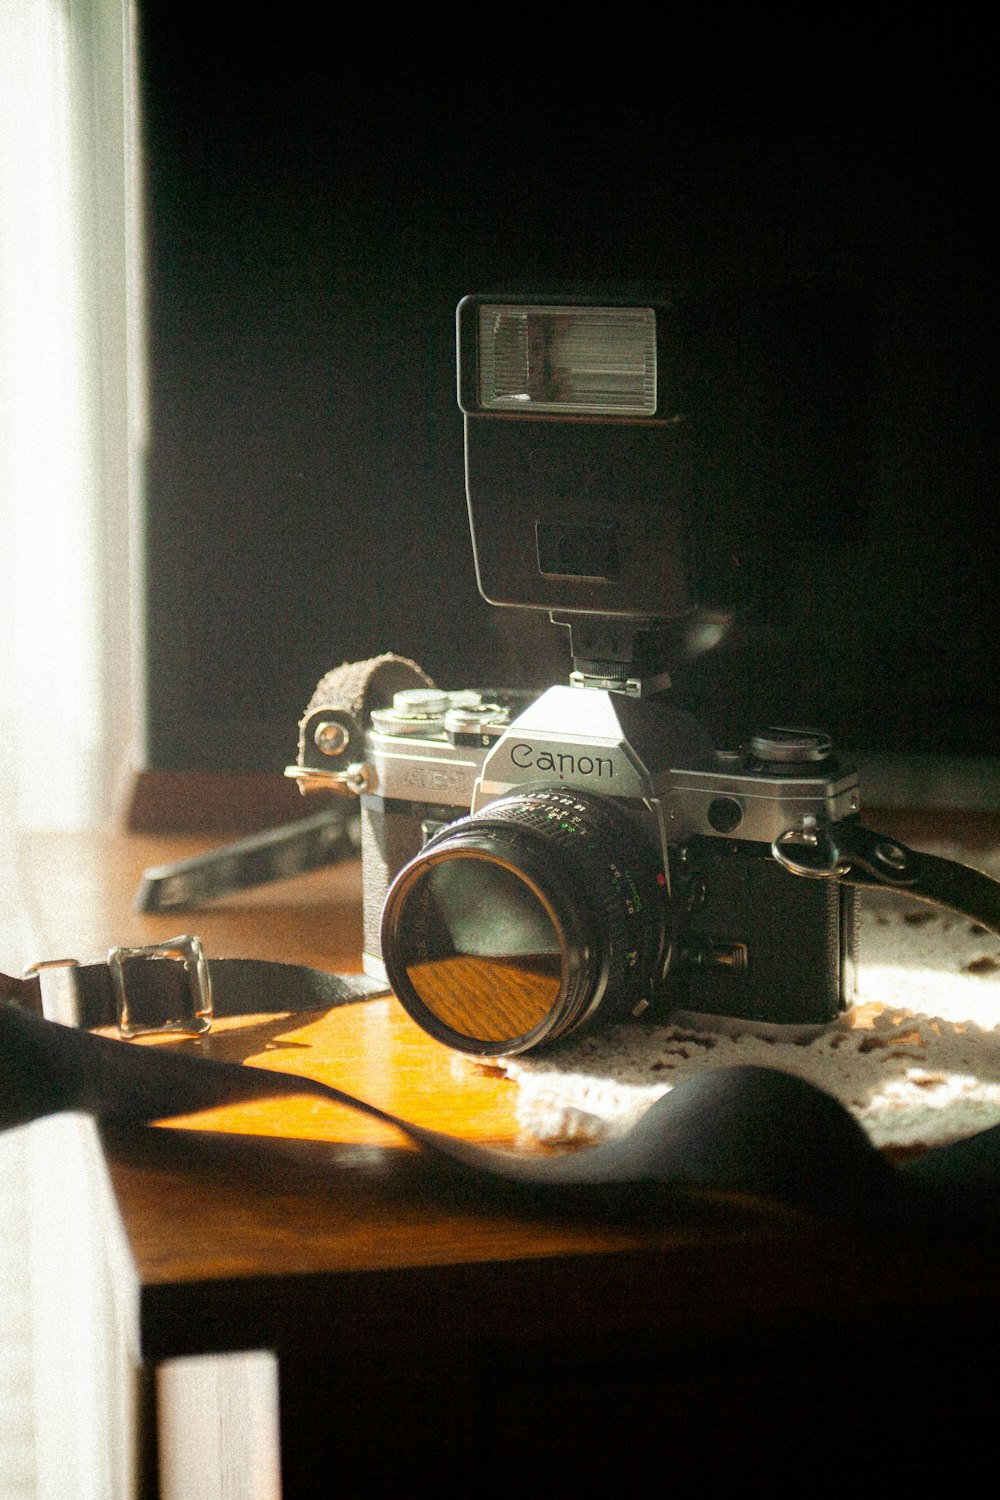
<box><xmin>748</xmin><ymin>727</ymin><xmax>833</xmax><ymax>765</ymax></box>
<box><xmin>371</xmin><ymin>688</ymin><xmax>491</xmax><ymax>738</ymax></box>
<box><xmin>393</xmin><ymin>688</ymin><xmax>452</xmax><ymax>717</ymax></box>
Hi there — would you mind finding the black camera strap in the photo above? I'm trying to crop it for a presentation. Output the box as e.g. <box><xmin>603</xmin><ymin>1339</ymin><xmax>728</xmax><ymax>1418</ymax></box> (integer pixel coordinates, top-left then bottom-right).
<box><xmin>3</xmin><ymin>898</ymin><xmax>1000</xmax><ymax>1234</ymax></box>
<box><xmin>772</xmin><ymin>820</ymin><xmax>1000</xmax><ymax>932</ymax></box>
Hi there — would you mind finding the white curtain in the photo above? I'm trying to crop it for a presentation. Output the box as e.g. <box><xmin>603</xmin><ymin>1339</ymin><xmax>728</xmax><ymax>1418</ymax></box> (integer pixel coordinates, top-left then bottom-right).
<box><xmin>0</xmin><ymin>0</ymin><xmax>144</xmax><ymax>831</ymax></box>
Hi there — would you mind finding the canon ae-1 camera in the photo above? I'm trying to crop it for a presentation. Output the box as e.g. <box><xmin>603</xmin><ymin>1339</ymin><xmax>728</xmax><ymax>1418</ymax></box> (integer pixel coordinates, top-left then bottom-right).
<box><xmin>287</xmin><ymin>293</ymin><xmax>1000</xmax><ymax>1057</ymax></box>
<box><xmin>291</xmin><ymin>667</ymin><xmax>861</xmax><ymax>1056</ymax></box>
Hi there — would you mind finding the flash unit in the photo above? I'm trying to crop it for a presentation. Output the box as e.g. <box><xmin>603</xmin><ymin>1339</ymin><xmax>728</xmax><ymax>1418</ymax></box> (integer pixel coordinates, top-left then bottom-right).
<box><xmin>456</xmin><ymin>291</ymin><xmax>692</xmax><ymax>622</ymax></box>
<box><xmin>476</xmin><ymin>304</ymin><xmax>657</xmax><ymax>416</ymax></box>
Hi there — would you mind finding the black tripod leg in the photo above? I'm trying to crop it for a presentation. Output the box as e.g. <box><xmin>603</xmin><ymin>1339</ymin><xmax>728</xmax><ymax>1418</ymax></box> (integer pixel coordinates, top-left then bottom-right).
<box><xmin>133</xmin><ymin>807</ymin><xmax>359</xmax><ymax>912</ymax></box>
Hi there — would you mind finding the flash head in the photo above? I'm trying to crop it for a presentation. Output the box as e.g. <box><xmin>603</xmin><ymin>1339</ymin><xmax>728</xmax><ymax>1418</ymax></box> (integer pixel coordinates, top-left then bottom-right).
<box><xmin>469</xmin><ymin>303</ymin><xmax>657</xmax><ymax>417</ymax></box>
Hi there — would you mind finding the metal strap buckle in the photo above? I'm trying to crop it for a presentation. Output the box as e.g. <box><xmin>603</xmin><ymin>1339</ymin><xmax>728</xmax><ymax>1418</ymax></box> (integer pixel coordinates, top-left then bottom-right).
<box><xmin>107</xmin><ymin>935</ymin><xmax>213</xmax><ymax>1039</ymax></box>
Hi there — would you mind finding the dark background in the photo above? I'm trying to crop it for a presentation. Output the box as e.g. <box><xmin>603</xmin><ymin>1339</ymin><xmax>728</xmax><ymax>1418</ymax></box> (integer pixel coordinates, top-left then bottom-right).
<box><xmin>136</xmin><ymin>9</ymin><xmax>998</xmax><ymax>803</ymax></box>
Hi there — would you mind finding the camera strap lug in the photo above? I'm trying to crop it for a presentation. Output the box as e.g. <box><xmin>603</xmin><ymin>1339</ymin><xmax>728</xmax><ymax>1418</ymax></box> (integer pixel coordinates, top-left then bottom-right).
<box><xmin>773</xmin><ymin>820</ymin><xmax>1000</xmax><ymax>938</ymax></box>
<box><xmin>284</xmin><ymin>762</ymin><xmax>372</xmax><ymax>795</ymax></box>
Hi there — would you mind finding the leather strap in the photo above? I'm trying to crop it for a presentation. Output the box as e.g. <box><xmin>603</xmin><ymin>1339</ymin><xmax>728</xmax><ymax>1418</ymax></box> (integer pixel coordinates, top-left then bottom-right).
<box><xmin>2</xmin><ymin>956</ymin><xmax>999</xmax><ymax>1232</ymax></box>
<box><xmin>297</xmin><ymin>651</ymin><xmax>434</xmax><ymax>763</ymax></box>
<box><xmin>844</xmin><ymin>843</ymin><xmax>1000</xmax><ymax>932</ymax></box>
<box><xmin>2</xmin><ymin>922</ymin><xmax>1000</xmax><ymax>1229</ymax></box>
<box><xmin>773</xmin><ymin>821</ymin><xmax>1000</xmax><ymax>937</ymax></box>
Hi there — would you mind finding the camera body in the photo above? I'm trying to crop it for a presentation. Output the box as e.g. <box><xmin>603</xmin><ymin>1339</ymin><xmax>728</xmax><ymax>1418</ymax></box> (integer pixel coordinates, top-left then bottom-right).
<box><xmin>296</xmin><ymin>677</ymin><xmax>860</xmax><ymax>1053</ymax></box>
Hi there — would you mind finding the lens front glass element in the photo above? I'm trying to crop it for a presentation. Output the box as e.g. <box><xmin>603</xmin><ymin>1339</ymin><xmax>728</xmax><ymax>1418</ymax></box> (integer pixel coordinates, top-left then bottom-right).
<box><xmin>397</xmin><ymin>856</ymin><xmax>563</xmax><ymax>1045</ymax></box>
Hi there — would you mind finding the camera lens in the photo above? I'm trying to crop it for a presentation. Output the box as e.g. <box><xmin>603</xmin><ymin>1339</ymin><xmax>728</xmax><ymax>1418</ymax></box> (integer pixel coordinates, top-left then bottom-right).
<box><xmin>380</xmin><ymin>788</ymin><xmax>667</xmax><ymax>1055</ymax></box>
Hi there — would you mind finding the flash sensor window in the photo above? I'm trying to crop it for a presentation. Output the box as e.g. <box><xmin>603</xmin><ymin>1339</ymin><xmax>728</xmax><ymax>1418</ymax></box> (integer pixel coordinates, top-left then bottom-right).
<box><xmin>478</xmin><ymin>305</ymin><xmax>656</xmax><ymax>416</ymax></box>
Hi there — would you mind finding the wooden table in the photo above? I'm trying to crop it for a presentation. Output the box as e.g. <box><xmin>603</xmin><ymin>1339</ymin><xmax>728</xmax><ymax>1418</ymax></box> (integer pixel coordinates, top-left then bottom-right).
<box><xmin>6</xmin><ymin>816</ymin><xmax>1000</xmax><ymax>1497</ymax></box>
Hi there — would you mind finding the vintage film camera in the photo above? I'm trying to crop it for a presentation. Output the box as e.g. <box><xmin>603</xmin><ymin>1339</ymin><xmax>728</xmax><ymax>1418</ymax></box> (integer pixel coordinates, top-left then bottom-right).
<box><xmin>287</xmin><ymin>295</ymin><xmax>995</xmax><ymax>1057</ymax></box>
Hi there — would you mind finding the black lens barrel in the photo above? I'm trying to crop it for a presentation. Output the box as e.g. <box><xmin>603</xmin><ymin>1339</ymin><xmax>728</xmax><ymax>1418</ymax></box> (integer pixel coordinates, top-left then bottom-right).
<box><xmin>380</xmin><ymin>787</ymin><xmax>666</xmax><ymax>1056</ymax></box>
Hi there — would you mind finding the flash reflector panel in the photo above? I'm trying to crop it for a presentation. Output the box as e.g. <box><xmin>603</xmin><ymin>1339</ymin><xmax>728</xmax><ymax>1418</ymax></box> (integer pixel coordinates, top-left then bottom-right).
<box><xmin>478</xmin><ymin>305</ymin><xmax>657</xmax><ymax>416</ymax></box>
